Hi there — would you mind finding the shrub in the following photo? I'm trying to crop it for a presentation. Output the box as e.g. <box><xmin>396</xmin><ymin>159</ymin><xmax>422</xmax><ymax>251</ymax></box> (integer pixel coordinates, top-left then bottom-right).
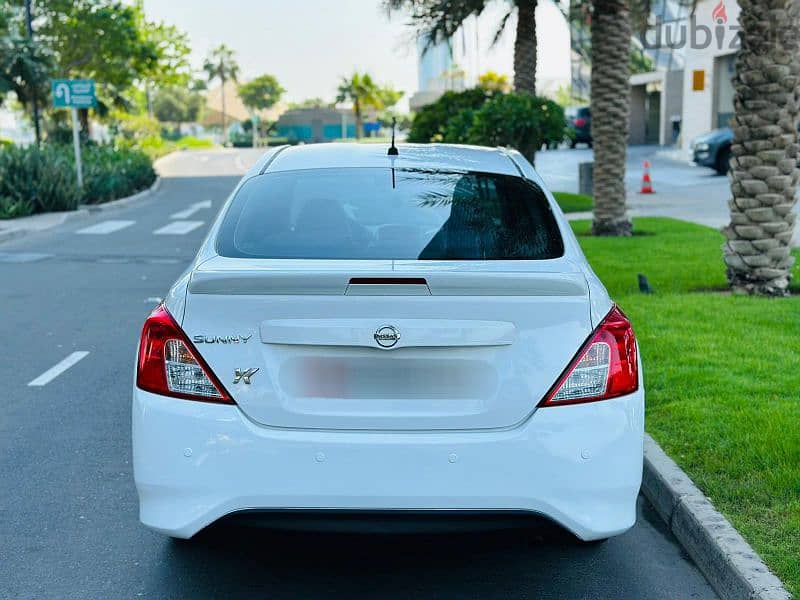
<box><xmin>0</xmin><ymin>144</ymin><xmax>80</xmax><ymax>218</ymax></box>
<box><xmin>408</xmin><ymin>88</ymin><xmax>494</xmax><ymax>143</ymax></box>
<box><xmin>0</xmin><ymin>143</ymin><xmax>156</xmax><ymax>217</ymax></box>
<box><xmin>81</xmin><ymin>145</ymin><xmax>156</xmax><ymax>205</ymax></box>
<box><xmin>408</xmin><ymin>88</ymin><xmax>567</xmax><ymax>161</ymax></box>
<box><xmin>465</xmin><ymin>93</ymin><xmax>566</xmax><ymax>161</ymax></box>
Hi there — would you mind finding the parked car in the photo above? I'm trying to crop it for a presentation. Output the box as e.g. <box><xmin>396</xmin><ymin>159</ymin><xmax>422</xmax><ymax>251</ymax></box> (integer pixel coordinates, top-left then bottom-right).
<box><xmin>568</xmin><ymin>107</ymin><xmax>592</xmax><ymax>148</ymax></box>
<box><xmin>133</xmin><ymin>143</ymin><xmax>644</xmax><ymax>541</ymax></box>
<box><xmin>690</xmin><ymin>127</ymin><xmax>733</xmax><ymax>175</ymax></box>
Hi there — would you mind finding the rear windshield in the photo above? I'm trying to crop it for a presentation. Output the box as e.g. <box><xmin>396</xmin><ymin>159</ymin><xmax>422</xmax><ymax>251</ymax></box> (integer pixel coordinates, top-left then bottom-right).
<box><xmin>216</xmin><ymin>168</ymin><xmax>564</xmax><ymax>260</ymax></box>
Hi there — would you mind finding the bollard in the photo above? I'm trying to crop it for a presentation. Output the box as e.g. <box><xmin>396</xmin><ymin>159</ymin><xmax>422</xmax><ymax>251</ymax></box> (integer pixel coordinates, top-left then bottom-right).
<box><xmin>579</xmin><ymin>162</ymin><xmax>594</xmax><ymax>197</ymax></box>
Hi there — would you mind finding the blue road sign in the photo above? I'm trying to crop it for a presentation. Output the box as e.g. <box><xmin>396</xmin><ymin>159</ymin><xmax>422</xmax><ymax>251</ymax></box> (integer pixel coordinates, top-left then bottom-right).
<box><xmin>51</xmin><ymin>79</ymin><xmax>97</xmax><ymax>109</ymax></box>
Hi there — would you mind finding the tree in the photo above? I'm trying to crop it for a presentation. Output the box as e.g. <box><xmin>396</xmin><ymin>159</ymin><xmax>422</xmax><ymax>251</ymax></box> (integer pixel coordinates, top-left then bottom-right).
<box><xmin>376</xmin><ymin>86</ymin><xmax>404</xmax><ymax>111</ymax></box>
<box><xmin>238</xmin><ymin>74</ymin><xmax>284</xmax><ymax>147</ymax></box>
<box><xmin>0</xmin><ymin>34</ymin><xmax>53</xmax><ymax>114</ymax></box>
<box><xmin>238</xmin><ymin>74</ymin><xmax>284</xmax><ymax>112</ymax></box>
<box><xmin>140</xmin><ymin>21</ymin><xmax>191</xmax><ymax>89</ymax></box>
<box><xmin>722</xmin><ymin>0</ymin><xmax>799</xmax><ymax>296</ymax></box>
<box><xmin>203</xmin><ymin>44</ymin><xmax>240</xmax><ymax>144</ymax></box>
<box><xmin>407</xmin><ymin>87</ymin><xmax>493</xmax><ymax>142</ymax></box>
<box><xmin>565</xmin><ymin>0</ymin><xmax>668</xmax><ymax>237</ymax></box>
<box><xmin>466</xmin><ymin>93</ymin><xmax>565</xmax><ymax>161</ymax></box>
<box><xmin>152</xmin><ymin>87</ymin><xmax>204</xmax><ymax>124</ymax></box>
<box><xmin>589</xmin><ymin>0</ymin><xmax>633</xmax><ymax>237</ymax></box>
<box><xmin>336</xmin><ymin>72</ymin><xmax>384</xmax><ymax>139</ymax></box>
<box><xmin>36</xmin><ymin>0</ymin><xmax>149</xmax><ymax>131</ymax></box>
<box><xmin>34</xmin><ymin>0</ymin><xmax>190</xmax><ymax>133</ymax></box>
<box><xmin>385</xmin><ymin>0</ymin><xmax>539</xmax><ymax>94</ymax></box>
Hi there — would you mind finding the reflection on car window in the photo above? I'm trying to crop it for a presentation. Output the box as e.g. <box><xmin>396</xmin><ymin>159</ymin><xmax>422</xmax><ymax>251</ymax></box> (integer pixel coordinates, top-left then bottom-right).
<box><xmin>216</xmin><ymin>167</ymin><xmax>564</xmax><ymax>260</ymax></box>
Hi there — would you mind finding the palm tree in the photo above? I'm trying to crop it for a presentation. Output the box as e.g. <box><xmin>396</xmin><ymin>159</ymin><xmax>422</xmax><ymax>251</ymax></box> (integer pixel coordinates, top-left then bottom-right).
<box><xmin>336</xmin><ymin>73</ymin><xmax>382</xmax><ymax>139</ymax></box>
<box><xmin>722</xmin><ymin>0</ymin><xmax>799</xmax><ymax>296</ymax></box>
<box><xmin>385</xmin><ymin>0</ymin><xmax>539</xmax><ymax>94</ymax></box>
<box><xmin>203</xmin><ymin>44</ymin><xmax>239</xmax><ymax>144</ymax></box>
<box><xmin>589</xmin><ymin>0</ymin><xmax>633</xmax><ymax>236</ymax></box>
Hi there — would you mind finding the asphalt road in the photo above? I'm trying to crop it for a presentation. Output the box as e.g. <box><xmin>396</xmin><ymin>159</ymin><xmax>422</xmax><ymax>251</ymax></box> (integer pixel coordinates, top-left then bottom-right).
<box><xmin>0</xmin><ymin>148</ymin><xmax>718</xmax><ymax>599</ymax></box>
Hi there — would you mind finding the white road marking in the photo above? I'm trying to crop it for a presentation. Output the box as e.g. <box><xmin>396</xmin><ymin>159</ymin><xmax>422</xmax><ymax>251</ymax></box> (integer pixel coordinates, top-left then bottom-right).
<box><xmin>145</xmin><ymin>296</ymin><xmax>163</xmax><ymax>304</ymax></box>
<box><xmin>76</xmin><ymin>220</ymin><xmax>135</xmax><ymax>235</ymax></box>
<box><xmin>170</xmin><ymin>200</ymin><xmax>212</xmax><ymax>220</ymax></box>
<box><xmin>28</xmin><ymin>351</ymin><xmax>90</xmax><ymax>387</ymax></box>
<box><xmin>153</xmin><ymin>220</ymin><xmax>204</xmax><ymax>235</ymax></box>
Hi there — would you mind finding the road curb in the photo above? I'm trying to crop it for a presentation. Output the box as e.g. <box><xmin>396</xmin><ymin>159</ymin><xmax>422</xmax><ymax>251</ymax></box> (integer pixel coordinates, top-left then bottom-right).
<box><xmin>641</xmin><ymin>434</ymin><xmax>791</xmax><ymax>600</ymax></box>
<box><xmin>0</xmin><ymin>176</ymin><xmax>161</xmax><ymax>245</ymax></box>
<box><xmin>79</xmin><ymin>176</ymin><xmax>161</xmax><ymax>213</ymax></box>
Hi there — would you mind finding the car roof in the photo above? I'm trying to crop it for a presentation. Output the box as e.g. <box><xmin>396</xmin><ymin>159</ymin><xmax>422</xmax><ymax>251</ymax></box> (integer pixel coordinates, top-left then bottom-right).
<box><xmin>256</xmin><ymin>143</ymin><xmax>521</xmax><ymax>176</ymax></box>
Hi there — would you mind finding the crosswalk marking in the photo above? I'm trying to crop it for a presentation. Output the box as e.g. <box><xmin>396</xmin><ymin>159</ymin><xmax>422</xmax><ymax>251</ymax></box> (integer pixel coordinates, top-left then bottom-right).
<box><xmin>170</xmin><ymin>200</ymin><xmax>212</xmax><ymax>220</ymax></box>
<box><xmin>153</xmin><ymin>220</ymin><xmax>204</xmax><ymax>235</ymax></box>
<box><xmin>28</xmin><ymin>351</ymin><xmax>90</xmax><ymax>387</ymax></box>
<box><xmin>76</xmin><ymin>220</ymin><xmax>135</xmax><ymax>235</ymax></box>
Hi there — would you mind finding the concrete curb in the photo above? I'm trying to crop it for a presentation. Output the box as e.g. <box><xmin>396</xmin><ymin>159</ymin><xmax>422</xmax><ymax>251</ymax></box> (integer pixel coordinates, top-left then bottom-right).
<box><xmin>0</xmin><ymin>175</ymin><xmax>161</xmax><ymax>245</ymax></box>
<box><xmin>79</xmin><ymin>176</ymin><xmax>161</xmax><ymax>214</ymax></box>
<box><xmin>642</xmin><ymin>434</ymin><xmax>791</xmax><ymax>600</ymax></box>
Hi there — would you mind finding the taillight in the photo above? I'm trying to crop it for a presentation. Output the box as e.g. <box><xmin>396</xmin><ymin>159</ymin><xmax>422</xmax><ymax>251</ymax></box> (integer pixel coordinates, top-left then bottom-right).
<box><xmin>574</xmin><ymin>117</ymin><xmax>587</xmax><ymax>127</ymax></box>
<box><xmin>540</xmin><ymin>305</ymin><xmax>638</xmax><ymax>407</ymax></box>
<box><xmin>136</xmin><ymin>305</ymin><xmax>234</xmax><ymax>404</ymax></box>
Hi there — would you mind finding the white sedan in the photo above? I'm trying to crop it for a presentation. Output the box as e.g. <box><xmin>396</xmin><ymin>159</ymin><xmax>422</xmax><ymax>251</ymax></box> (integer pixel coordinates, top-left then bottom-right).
<box><xmin>133</xmin><ymin>143</ymin><xmax>643</xmax><ymax>540</ymax></box>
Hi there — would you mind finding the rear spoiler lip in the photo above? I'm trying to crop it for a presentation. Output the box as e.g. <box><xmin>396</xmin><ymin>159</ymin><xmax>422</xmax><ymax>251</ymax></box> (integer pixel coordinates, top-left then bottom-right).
<box><xmin>188</xmin><ymin>268</ymin><xmax>589</xmax><ymax>297</ymax></box>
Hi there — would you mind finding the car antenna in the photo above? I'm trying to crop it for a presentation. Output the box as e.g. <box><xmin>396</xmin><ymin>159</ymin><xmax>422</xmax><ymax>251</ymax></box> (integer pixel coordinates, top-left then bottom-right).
<box><xmin>387</xmin><ymin>118</ymin><xmax>399</xmax><ymax>156</ymax></box>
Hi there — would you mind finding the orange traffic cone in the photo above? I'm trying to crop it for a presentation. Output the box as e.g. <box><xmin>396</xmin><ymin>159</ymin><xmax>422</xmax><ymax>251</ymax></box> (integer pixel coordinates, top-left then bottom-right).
<box><xmin>640</xmin><ymin>160</ymin><xmax>654</xmax><ymax>194</ymax></box>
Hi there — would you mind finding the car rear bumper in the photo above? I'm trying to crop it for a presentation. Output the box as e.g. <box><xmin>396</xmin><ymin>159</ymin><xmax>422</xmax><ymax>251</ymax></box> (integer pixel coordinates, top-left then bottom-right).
<box><xmin>132</xmin><ymin>389</ymin><xmax>644</xmax><ymax>540</ymax></box>
<box><xmin>570</xmin><ymin>128</ymin><xmax>592</xmax><ymax>143</ymax></box>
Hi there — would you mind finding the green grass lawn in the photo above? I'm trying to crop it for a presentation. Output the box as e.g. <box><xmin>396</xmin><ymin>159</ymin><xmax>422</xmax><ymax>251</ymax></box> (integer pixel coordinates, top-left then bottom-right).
<box><xmin>553</xmin><ymin>191</ymin><xmax>593</xmax><ymax>213</ymax></box>
<box><xmin>570</xmin><ymin>217</ymin><xmax>800</xmax><ymax>595</ymax></box>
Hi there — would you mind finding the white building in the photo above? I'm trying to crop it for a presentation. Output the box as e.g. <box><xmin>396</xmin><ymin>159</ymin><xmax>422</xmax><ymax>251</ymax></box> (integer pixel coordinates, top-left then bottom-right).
<box><xmin>678</xmin><ymin>0</ymin><xmax>740</xmax><ymax>149</ymax></box>
<box><xmin>590</xmin><ymin>0</ymin><xmax>740</xmax><ymax>148</ymax></box>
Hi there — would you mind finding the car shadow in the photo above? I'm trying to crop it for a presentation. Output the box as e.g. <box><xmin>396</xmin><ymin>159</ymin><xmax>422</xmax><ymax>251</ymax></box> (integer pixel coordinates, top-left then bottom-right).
<box><xmin>136</xmin><ymin>497</ymin><xmax>716</xmax><ymax>599</ymax></box>
<box><xmin>158</xmin><ymin>519</ymin><xmax>603</xmax><ymax>599</ymax></box>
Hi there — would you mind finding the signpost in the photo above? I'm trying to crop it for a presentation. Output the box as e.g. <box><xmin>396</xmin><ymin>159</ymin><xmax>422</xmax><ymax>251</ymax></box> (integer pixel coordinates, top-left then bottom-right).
<box><xmin>51</xmin><ymin>79</ymin><xmax>97</xmax><ymax>188</ymax></box>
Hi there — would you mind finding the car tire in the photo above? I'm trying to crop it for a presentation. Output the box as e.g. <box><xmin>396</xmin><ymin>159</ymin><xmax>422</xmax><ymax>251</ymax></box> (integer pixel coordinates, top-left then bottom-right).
<box><xmin>570</xmin><ymin>139</ymin><xmax>577</xmax><ymax>149</ymax></box>
<box><xmin>715</xmin><ymin>146</ymin><xmax>732</xmax><ymax>175</ymax></box>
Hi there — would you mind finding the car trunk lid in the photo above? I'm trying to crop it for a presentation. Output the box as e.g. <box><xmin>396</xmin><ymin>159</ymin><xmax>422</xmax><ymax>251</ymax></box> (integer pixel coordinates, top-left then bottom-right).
<box><xmin>182</xmin><ymin>258</ymin><xmax>592</xmax><ymax>431</ymax></box>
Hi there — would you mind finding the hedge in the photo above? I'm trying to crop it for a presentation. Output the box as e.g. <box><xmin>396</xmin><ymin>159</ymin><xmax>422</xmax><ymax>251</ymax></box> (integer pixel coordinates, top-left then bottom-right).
<box><xmin>0</xmin><ymin>143</ymin><xmax>156</xmax><ymax>219</ymax></box>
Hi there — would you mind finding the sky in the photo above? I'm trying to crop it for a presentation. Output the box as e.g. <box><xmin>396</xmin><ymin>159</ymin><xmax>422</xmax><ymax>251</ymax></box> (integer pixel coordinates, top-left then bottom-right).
<box><xmin>142</xmin><ymin>0</ymin><xmax>571</xmax><ymax>111</ymax></box>
<box><xmin>142</xmin><ymin>0</ymin><xmax>420</xmax><ymax>109</ymax></box>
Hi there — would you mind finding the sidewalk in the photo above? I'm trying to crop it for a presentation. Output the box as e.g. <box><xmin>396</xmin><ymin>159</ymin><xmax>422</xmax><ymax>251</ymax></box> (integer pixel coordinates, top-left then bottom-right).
<box><xmin>538</xmin><ymin>145</ymin><xmax>799</xmax><ymax>246</ymax></box>
<box><xmin>0</xmin><ymin>210</ymin><xmax>84</xmax><ymax>244</ymax></box>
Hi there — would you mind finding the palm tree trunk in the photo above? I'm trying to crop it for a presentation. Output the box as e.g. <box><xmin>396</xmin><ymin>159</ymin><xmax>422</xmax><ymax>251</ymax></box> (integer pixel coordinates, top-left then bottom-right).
<box><xmin>354</xmin><ymin>98</ymin><xmax>362</xmax><ymax>140</ymax></box>
<box><xmin>513</xmin><ymin>0</ymin><xmax>538</xmax><ymax>94</ymax></box>
<box><xmin>722</xmin><ymin>0</ymin><xmax>799</xmax><ymax>296</ymax></box>
<box><xmin>590</xmin><ymin>0</ymin><xmax>633</xmax><ymax>237</ymax></box>
<box><xmin>221</xmin><ymin>74</ymin><xmax>227</xmax><ymax>145</ymax></box>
